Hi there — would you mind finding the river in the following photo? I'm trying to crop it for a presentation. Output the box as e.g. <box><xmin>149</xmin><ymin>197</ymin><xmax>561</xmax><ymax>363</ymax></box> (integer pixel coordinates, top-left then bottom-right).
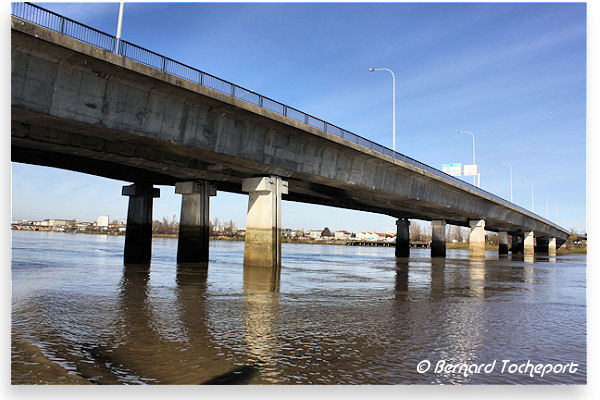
<box><xmin>11</xmin><ymin>230</ymin><xmax>586</xmax><ymax>384</ymax></box>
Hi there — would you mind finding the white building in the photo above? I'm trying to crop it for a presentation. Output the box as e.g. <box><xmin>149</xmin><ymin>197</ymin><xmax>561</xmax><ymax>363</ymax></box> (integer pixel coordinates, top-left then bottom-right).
<box><xmin>356</xmin><ymin>231</ymin><xmax>379</xmax><ymax>241</ymax></box>
<box><xmin>334</xmin><ymin>230</ymin><xmax>352</xmax><ymax>240</ymax></box>
<box><xmin>308</xmin><ymin>230</ymin><xmax>322</xmax><ymax>239</ymax></box>
<box><xmin>97</xmin><ymin>216</ymin><xmax>109</xmax><ymax>228</ymax></box>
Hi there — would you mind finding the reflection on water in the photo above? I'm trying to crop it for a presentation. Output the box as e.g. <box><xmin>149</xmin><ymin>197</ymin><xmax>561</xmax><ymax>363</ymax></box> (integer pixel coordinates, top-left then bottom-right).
<box><xmin>11</xmin><ymin>231</ymin><xmax>586</xmax><ymax>384</ymax></box>
<box><xmin>242</xmin><ymin>265</ymin><xmax>280</xmax><ymax>381</ymax></box>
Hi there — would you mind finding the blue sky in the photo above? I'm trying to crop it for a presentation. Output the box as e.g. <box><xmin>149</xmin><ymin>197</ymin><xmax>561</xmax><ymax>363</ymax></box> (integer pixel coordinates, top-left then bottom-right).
<box><xmin>11</xmin><ymin>1</ymin><xmax>587</xmax><ymax>233</ymax></box>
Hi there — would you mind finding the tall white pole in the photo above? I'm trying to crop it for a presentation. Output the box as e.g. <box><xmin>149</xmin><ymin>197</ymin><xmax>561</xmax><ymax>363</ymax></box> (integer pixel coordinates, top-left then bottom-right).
<box><xmin>497</xmin><ymin>161</ymin><xmax>512</xmax><ymax>202</ymax></box>
<box><xmin>521</xmin><ymin>178</ymin><xmax>534</xmax><ymax>212</ymax></box>
<box><xmin>369</xmin><ymin>68</ymin><xmax>396</xmax><ymax>152</ymax></box>
<box><xmin>115</xmin><ymin>1</ymin><xmax>124</xmax><ymax>53</ymax></box>
<box><xmin>510</xmin><ymin>167</ymin><xmax>513</xmax><ymax>202</ymax></box>
<box><xmin>392</xmin><ymin>71</ymin><xmax>396</xmax><ymax>152</ymax></box>
<box><xmin>457</xmin><ymin>130</ymin><xmax>477</xmax><ymax>187</ymax></box>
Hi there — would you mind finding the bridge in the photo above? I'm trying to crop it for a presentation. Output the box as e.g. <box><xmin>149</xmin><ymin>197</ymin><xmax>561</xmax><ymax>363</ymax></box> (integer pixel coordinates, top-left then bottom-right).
<box><xmin>11</xmin><ymin>3</ymin><xmax>568</xmax><ymax>267</ymax></box>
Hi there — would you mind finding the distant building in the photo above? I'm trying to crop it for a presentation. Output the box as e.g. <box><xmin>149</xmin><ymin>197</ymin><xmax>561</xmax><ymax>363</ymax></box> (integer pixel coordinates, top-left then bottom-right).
<box><xmin>356</xmin><ymin>231</ymin><xmax>378</xmax><ymax>241</ymax></box>
<box><xmin>97</xmin><ymin>216</ymin><xmax>109</xmax><ymax>228</ymax></box>
<box><xmin>355</xmin><ymin>231</ymin><xmax>394</xmax><ymax>241</ymax></box>
<box><xmin>308</xmin><ymin>230</ymin><xmax>322</xmax><ymax>239</ymax></box>
<box><xmin>334</xmin><ymin>230</ymin><xmax>352</xmax><ymax>240</ymax></box>
<box><xmin>33</xmin><ymin>219</ymin><xmax>73</xmax><ymax>227</ymax></box>
<box><xmin>75</xmin><ymin>222</ymin><xmax>95</xmax><ymax>231</ymax></box>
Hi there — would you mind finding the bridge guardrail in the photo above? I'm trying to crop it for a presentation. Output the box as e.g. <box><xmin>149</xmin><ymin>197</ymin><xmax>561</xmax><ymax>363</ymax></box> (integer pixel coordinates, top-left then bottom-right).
<box><xmin>11</xmin><ymin>2</ymin><xmax>565</xmax><ymax>232</ymax></box>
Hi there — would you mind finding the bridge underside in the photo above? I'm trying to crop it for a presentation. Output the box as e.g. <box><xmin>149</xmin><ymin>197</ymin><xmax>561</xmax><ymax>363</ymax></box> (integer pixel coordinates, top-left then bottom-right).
<box><xmin>13</xmin><ymin>107</ymin><xmax>535</xmax><ymax>236</ymax></box>
<box><xmin>11</xmin><ymin>18</ymin><xmax>567</xmax><ymax>243</ymax></box>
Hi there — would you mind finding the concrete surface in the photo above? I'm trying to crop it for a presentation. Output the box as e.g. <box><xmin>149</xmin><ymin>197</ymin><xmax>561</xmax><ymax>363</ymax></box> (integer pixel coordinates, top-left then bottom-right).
<box><xmin>11</xmin><ymin>17</ymin><xmax>568</xmax><ymax>243</ymax></box>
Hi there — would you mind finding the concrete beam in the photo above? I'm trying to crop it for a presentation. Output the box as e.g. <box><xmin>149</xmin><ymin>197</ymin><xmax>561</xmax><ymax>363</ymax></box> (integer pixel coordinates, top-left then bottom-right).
<box><xmin>175</xmin><ymin>181</ymin><xmax>216</xmax><ymax>264</ymax></box>
<box><xmin>122</xmin><ymin>183</ymin><xmax>160</xmax><ymax>264</ymax></box>
<box><xmin>242</xmin><ymin>176</ymin><xmax>288</xmax><ymax>268</ymax></box>
<box><xmin>498</xmin><ymin>231</ymin><xmax>509</xmax><ymax>255</ymax></box>
<box><xmin>395</xmin><ymin>218</ymin><xmax>410</xmax><ymax>258</ymax></box>
<box><xmin>469</xmin><ymin>219</ymin><xmax>486</xmax><ymax>257</ymax></box>
<box><xmin>431</xmin><ymin>219</ymin><xmax>446</xmax><ymax>258</ymax></box>
<box><xmin>524</xmin><ymin>231</ymin><xmax>535</xmax><ymax>255</ymax></box>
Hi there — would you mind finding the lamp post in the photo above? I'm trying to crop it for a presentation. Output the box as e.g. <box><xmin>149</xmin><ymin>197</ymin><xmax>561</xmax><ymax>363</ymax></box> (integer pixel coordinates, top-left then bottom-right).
<box><xmin>114</xmin><ymin>1</ymin><xmax>124</xmax><ymax>53</ymax></box>
<box><xmin>369</xmin><ymin>67</ymin><xmax>396</xmax><ymax>152</ymax></box>
<box><xmin>521</xmin><ymin>178</ymin><xmax>535</xmax><ymax>212</ymax></box>
<box><xmin>456</xmin><ymin>129</ymin><xmax>479</xmax><ymax>187</ymax></box>
<box><xmin>496</xmin><ymin>161</ymin><xmax>513</xmax><ymax>202</ymax></box>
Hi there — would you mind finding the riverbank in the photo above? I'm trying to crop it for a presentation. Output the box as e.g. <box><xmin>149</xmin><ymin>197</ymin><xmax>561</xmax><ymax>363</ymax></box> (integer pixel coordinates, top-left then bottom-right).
<box><xmin>11</xmin><ymin>229</ymin><xmax>587</xmax><ymax>254</ymax></box>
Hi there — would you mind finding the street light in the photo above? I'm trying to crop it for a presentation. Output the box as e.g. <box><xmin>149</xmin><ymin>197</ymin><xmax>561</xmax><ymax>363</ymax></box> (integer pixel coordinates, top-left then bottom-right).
<box><xmin>496</xmin><ymin>161</ymin><xmax>513</xmax><ymax>202</ymax></box>
<box><xmin>456</xmin><ymin>129</ymin><xmax>479</xmax><ymax>187</ymax></box>
<box><xmin>114</xmin><ymin>1</ymin><xmax>125</xmax><ymax>53</ymax></box>
<box><xmin>521</xmin><ymin>178</ymin><xmax>535</xmax><ymax>212</ymax></box>
<box><xmin>369</xmin><ymin>67</ymin><xmax>396</xmax><ymax>151</ymax></box>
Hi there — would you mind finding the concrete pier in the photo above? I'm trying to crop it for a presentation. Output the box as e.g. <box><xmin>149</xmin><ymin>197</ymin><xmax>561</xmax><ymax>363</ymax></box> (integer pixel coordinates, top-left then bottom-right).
<box><xmin>242</xmin><ymin>176</ymin><xmax>288</xmax><ymax>268</ymax></box>
<box><xmin>175</xmin><ymin>181</ymin><xmax>216</xmax><ymax>264</ymax></box>
<box><xmin>469</xmin><ymin>219</ymin><xmax>486</xmax><ymax>257</ymax></box>
<box><xmin>431</xmin><ymin>219</ymin><xmax>446</xmax><ymax>257</ymax></box>
<box><xmin>549</xmin><ymin>238</ymin><xmax>557</xmax><ymax>256</ymax></box>
<box><xmin>122</xmin><ymin>183</ymin><xmax>160</xmax><ymax>264</ymax></box>
<box><xmin>536</xmin><ymin>237</ymin><xmax>549</xmax><ymax>254</ymax></box>
<box><xmin>511</xmin><ymin>235</ymin><xmax>523</xmax><ymax>253</ymax></box>
<box><xmin>395</xmin><ymin>218</ymin><xmax>410</xmax><ymax>258</ymax></box>
<box><xmin>498</xmin><ymin>231</ymin><xmax>509</xmax><ymax>255</ymax></box>
<box><xmin>524</xmin><ymin>231</ymin><xmax>535</xmax><ymax>255</ymax></box>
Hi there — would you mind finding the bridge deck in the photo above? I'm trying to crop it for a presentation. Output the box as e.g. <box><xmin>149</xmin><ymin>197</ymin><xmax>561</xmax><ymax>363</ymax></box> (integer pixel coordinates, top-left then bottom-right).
<box><xmin>10</xmin><ymin>6</ymin><xmax>568</xmax><ymax>241</ymax></box>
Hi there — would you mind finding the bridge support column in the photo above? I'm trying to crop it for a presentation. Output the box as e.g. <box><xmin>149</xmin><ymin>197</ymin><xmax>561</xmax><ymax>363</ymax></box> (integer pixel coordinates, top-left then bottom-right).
<box><xmin>511</xmin><ymin>235</ymin><xmax>523</xmax><ymax>253</ymax></box>
<box><xmin>175</xmin><ymin>181</ymin><xmax>216</xmax><ymax>264</ymax></box>
<box><xmin>536</xmin><ymin>237</ymin><xmax>549</xmax><ymax>255</ymax></box>
<box><xmin>468</xmin><ymin>219</ymin><xmax>486</xmax><ymax>257</ymax></box>
<box><xmin>524</xmin><ymin>231</ymin><xmax>535</xmax><ymax>255</ymax></box>
<box><xmin>431</xmin><ymin>220</ymin><xmax>446</xmax><ymax>257</ymax></box>
<box><xmin>549</xmin><ymin>238</ymin><xmax>557</xmax><ymax>256</ymax></box>
<box><xmin>122</xmin><ymin>183</ymin><xmax>160</xmax><ymax>264</ymax></box>
<box><xmin>395</xmin><ymin>218</ymin><xmax>410</xmax><ymax>257</ymax></box>
<box><xmin>498</xmin><ymin>231</ymin><xmax>509</xmax><ymax>255</ymax></box>
<box><xmin>242</xmin><ymin>176</ymin><xmax>288</xmax><ymax>268</ymax></box>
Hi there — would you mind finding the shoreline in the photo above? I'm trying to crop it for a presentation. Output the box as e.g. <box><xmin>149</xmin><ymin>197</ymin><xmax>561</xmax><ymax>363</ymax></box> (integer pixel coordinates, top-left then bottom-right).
<box><xmin>11</xmin><ymin>229</ymin><xmax>587</xmax><ymax>254</ymax></box>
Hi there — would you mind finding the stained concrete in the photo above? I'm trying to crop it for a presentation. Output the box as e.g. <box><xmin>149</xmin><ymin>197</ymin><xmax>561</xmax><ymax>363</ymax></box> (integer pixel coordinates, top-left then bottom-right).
<box><xmin>395</xmin><ymin>218</ymin><xmax>410</xmax><ymax>258</ymax></box>
<box><xmin>242</xmin><ymin>176</ymin><xmax>288</xmax><ymax>268</ymax></box>
<box><xmin>11</xmin><ymin>18</ymin><xmax>568</xmax><ymax>243</ymax></box>
<box><xmin>536</xmin><ymin>237</ymin><xmax>549</xmax><ymax>255</ymax></box>
<box><xmin>499</xmin><ymin>231</ymin><xmax>509</xmax><ymax>255</ymax></box>
<box><xmin>122</xmin><ymin>183</ymin><xmax>160</xmax><ymax>264</ymax></box>
<box><xmin>175</xmin><ymin>181</ymin><xmax>216</xmax><ymax>264</ymax></box>
<box><xmin>549</xmin><ymin>238</ymin><xmax>557</xmax><ymax>256</ymax></box>
<box><xmin>468</xmin><ymin>219</ymin><xmax>486</xmax><ymax>257</ymax></box>
<box><xmin>524</xmin><ymin>231</ymin><xmax>535</xmax><ymax>255</ymax></box>
<box><xmin>431</xmin><ymin>220</ymin><xmax>446</xmax><ymax>257</ymax></box>
<box><xmin>511</xmin><ymin>235</ymin><xmax>523</xmax><ymax>254</ymax></box>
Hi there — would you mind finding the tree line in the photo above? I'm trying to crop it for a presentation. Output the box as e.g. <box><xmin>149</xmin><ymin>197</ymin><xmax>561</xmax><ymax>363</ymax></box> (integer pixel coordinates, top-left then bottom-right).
<box><xmin>151</xmin><ymin>216</ymin><xmax>238</xmax><ymax>236</ymax></box>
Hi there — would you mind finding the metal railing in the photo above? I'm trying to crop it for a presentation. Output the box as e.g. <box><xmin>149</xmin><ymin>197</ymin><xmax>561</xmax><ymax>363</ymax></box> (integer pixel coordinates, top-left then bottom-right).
<box><xmin>11</xmin><ymin>2</ymin><xmax>564</xmax><ymax>231</ymax></box>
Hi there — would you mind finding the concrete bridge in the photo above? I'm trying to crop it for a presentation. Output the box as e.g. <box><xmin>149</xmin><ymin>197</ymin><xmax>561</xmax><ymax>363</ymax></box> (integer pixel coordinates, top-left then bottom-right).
<box><xmin>11</xmin><ymin>5</ymin><xmax>568</xmax><ymax>267</ymax></box>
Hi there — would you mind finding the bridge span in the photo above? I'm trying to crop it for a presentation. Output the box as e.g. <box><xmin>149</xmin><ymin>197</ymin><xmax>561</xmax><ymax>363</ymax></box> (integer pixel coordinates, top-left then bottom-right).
<box><xmin>11</xmin><ymin>4</ymin><xmax>568</xmax><ymax>266</ymax></box>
